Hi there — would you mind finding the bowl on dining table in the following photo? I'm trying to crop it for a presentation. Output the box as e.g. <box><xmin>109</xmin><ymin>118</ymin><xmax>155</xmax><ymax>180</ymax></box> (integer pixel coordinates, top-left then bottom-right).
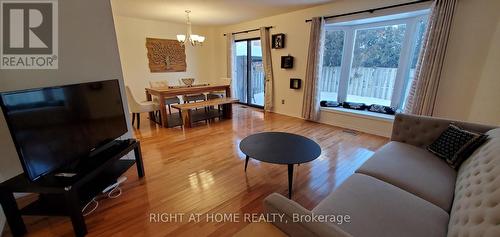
<box><xmin>181</xmin><ymin>78</ymin><xmax>195</xmax><ymax>86</ymax></box>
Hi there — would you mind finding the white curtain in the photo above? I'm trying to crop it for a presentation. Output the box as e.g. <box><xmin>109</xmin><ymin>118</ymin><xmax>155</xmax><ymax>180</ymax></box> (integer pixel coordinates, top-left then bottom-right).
<box><xmin>302</xmin><ymin>17</ymin><xmax>325</xmax><ymax>121</ymax></box>
<box><xmin>260</xmin><ymin>27</ymin><xmax>274</xmax><ymax>112</ymax></box>
<box><xmin>404</xmin><ymin>0</ymin><xmax>457</xmax><ymax>115</ymax></box>
<box><xmin>226</xmin><ymin>33</ymin><xmax>237</xmax><ymax>98</ymax></box>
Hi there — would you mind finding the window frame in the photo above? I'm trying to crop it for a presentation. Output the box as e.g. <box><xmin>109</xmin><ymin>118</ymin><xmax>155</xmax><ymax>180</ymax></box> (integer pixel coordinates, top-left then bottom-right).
<box><xmin>322</xmin><ymin>13</ymin><xmax>429</xmax><ymax>109</ymax></box>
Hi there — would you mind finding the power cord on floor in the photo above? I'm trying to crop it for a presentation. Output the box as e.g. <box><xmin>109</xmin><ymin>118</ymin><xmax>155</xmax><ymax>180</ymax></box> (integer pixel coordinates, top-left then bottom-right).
<box><xmin>82</xmin><ymin>176</ymin><xmax>127</xmax><ymax>216</ymax></box>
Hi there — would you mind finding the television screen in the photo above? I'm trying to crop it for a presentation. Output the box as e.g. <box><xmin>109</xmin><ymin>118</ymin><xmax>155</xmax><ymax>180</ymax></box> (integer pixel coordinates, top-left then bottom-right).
<box><xmin>0</xmin><ymin>79</ymin><xmax>128</xmax><ymax>181</ymax></box>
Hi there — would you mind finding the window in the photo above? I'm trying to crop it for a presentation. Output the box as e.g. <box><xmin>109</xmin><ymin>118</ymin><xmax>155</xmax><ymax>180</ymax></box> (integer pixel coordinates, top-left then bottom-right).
<box><xmin>320</xmin><ymin>10</ymin><xmax>429</xmax><ymax>110</ymax></box>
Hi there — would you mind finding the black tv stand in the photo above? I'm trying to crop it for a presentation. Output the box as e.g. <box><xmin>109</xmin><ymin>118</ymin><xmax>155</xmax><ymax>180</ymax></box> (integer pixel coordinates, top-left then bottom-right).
<box><xmin>0</xmin><ymin>138</ymin><xmax>144</xmax><ymax>237</ymax></box>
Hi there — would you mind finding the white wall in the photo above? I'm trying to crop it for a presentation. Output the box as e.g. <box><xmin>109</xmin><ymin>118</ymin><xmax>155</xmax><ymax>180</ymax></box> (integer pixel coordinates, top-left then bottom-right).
<box><xmin>468</xmin><ymin>17</ymin><xmax>500</xmax><ymax>125</ymax></box>
<box><xmin>113</xmin><ymin>15</ymin><xmax>218</xmax><ymax>101</ymax></box>
<box><xmin>434</xmin><ymin>0</ymin><xmax>500</xmax><ymax>124</ymax></box>
<box><xmin>211</xmin><ymin>0</ymin><xmax>500</xmax><ymax>134</ymax></box>
<box><xmin>0</xmin><ymin>0</ymin><xmax>131</xmax><ymax>181</ymax></box>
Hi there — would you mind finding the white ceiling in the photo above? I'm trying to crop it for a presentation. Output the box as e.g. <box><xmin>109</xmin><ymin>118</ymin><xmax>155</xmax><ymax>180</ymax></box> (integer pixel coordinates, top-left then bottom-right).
<box><xmin>111</xmin><ymin>0</ymin><xmax>333</xmax><ymax>26</ymax></box>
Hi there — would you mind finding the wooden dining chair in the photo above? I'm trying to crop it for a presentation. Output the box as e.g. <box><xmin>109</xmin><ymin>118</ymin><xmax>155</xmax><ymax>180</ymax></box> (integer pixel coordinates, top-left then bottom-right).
<box><xmin>177</xmin><ymin>78</ymin><xmax>212</xmax><ymax>124</ymax></box>
<box><xmin>177</xmin><ymin>78</ymin><xmax>205</xmax><ymax>102</ymax></box>
<box><xmin>206</xmin><ymin>78</ymin><xmax>231</xmax><ymax>118</ymax></box>
<box><xmin>178</xmin><ymin>78</ymin><xmax>206</xmax><ymax>109</ymax></box>
<box><xmin>206</xmin><ymin>92</ymin><xmax>223</xmax><ymax>119</ymax></box>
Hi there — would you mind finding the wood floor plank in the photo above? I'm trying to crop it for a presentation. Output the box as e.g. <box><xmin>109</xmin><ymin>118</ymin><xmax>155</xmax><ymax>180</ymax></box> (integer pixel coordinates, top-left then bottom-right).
<box><xmin>3</xmin><ymin>105</ymin><xmax>388</xmax><ymax>237</ymax></box>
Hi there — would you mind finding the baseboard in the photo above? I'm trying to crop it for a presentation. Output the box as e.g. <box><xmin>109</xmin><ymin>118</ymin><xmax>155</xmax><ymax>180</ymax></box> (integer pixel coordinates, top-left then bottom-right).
<box><xmin>269</xmin><ymin>109</ymin><xmax>303</xmax><ymax>120</ymax></box>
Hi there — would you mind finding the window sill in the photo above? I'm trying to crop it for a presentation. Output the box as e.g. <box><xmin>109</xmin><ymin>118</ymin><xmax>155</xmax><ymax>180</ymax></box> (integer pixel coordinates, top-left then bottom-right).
<box><xmin>320</xmin><ymin>107</ymin><xmax>395</xmax><ymax>122</ymax></box>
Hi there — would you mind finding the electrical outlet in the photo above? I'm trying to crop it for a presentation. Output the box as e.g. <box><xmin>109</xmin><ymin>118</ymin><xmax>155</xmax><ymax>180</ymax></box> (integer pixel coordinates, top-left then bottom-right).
<box><xmin>281</xmin><ymin>99</ymin><xmax>285</xmax><ymax>104</ymax></box>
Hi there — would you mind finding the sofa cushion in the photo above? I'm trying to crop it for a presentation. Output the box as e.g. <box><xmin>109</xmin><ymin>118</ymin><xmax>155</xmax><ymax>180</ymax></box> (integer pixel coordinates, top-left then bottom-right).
<box><xmin>356</xmin><ymin>141</ymin><xmax>456</xmax><ymax>211</ymax></box>
<box><xmin>447</xmin><ymin>128</ymin><xmax>500</xmax><ymax>237</ymax></box>
<box><xmin>313</xmin><ymin>173</ymin><xmax>449</xmax><ymax>237</ymax></box>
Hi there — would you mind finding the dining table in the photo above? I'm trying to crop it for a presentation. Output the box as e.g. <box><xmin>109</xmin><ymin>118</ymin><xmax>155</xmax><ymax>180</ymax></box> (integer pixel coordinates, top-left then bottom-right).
<box><xmin>145</xmin><ymin>84</ymin><xmax>231</xmax><ymax>127</ymax></box>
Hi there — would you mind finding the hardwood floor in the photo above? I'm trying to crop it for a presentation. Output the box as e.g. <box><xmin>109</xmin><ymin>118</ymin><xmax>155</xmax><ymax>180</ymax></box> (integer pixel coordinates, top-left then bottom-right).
<box><xmin>4</xmin><ymin>105</ymin><xmax>388</xmax><ymax>237</ymax></box>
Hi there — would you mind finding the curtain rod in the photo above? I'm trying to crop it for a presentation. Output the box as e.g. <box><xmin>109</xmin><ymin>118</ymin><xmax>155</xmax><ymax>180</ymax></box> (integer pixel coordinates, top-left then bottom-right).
<box><xmin>305</xmin><ymin>0</ymin><xmax>433</xmax><ymax>22</ymax></box>
<box><xmin>223</xmin><ymin>26</ymin><xmax>273</xmax><ymax>36</ymax></box>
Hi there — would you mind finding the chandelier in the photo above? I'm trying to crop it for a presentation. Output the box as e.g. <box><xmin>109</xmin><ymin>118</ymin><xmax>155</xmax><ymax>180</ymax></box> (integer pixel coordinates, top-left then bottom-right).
<box><xmin>176</xmin><ymin>10</ymin><xmax>205</xmax><ymax>46</ymax></box>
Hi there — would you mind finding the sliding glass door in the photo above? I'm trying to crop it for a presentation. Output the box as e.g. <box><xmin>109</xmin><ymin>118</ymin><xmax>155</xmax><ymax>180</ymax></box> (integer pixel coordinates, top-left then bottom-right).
<box><xmin>235</xmin><ymin>38</ymin><xmax>264</xmax><ymax>108</ymax></box>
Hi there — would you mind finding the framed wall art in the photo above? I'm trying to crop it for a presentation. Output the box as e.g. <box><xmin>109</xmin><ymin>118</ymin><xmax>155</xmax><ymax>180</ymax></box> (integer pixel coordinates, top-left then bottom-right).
<box><xmin>145</xmin><ymin>38</ymin><xmax>187</xmax><ymax>72</ymax></box>
<box><xmin>281</xmin><ymin>55</ymin><xmax>294</xmax><ymax>69</ymax></box>
<box><xmin>290</xmin><ymin>78</ymin><xmax>301</xmax><ymax>89</ymax></box>
<box><xmin>272</xmin><ymin>33</ymin><xmax>285</xmax><ymax>49</ymax></box>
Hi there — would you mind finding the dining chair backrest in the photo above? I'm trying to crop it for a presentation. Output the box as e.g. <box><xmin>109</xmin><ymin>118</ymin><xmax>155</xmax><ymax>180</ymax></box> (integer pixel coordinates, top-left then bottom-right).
<box><xmin>149</xmin><ymin>80</ymin><xmax>169</xmax><ymax>88</ymax></box>
<box><xmin>125</xmin><ymin>86</ymin><xmax>143</xmax><ymax>113</ymax></box>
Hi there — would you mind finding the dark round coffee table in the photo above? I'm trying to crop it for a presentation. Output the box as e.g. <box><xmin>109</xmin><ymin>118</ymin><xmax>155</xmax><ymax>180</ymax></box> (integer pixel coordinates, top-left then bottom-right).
<box><xmin>239</xmin><ymin>132</ymin><xmax>321</xmax><ymax>198</ymax></box>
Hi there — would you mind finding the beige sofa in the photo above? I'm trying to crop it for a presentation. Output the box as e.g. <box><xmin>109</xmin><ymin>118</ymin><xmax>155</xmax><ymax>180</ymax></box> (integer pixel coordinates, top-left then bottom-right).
<box><xmin>264</xmin><ymin>113</ymin><xmax>500</xmax><ymax>237</ymax></box>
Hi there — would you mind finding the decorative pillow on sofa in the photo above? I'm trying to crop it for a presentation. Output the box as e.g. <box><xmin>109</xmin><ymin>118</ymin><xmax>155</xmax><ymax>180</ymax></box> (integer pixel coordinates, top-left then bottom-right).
<box><xmin>427</xmin><ymin>124</ymin><xmax>488</xmax><ymax>169</ymax></box>
<box><xmin>452</xmin><ymin>134</ymin><xmax>489</xmax><ymax>167</ymax></box>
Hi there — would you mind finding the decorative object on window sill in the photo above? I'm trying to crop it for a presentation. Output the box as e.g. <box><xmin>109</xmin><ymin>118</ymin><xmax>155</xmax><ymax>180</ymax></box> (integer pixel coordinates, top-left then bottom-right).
<box><xmin>320</xmin><ymin>101</ymin><xmax>341</xmax><ymax>107</ymax></box>
<box><xmin>177</xmin><ymin>10</ymin><xmax>205</xmax><ymax>47</ymax></box>
<box><xmin>342</xmin><ymin>102</ymin><xmax>367</xmax><ymax>110</ymax></box>
<box><xmin>367</xmin><ymin>104</ymin><xmax>396</xmax><ymax>115</ymax></box>
<box><xmin>281</xmin><ymin>55</ymin><xmax>294</xmax><ymax>69</ymax></box>
<box><xmin>272</xmin><ymin>33</ymin><xmax>285</xmax><ymax>49</ymax></box>
<box><xmin>146</xmin><ymin>38</ymin><xmax>187</xmax><ymax>72</ymax></box>
<box><xmin>290</xmin><ymin>78</ymin><xmax>301</xmax><ymax>89</ymax></box>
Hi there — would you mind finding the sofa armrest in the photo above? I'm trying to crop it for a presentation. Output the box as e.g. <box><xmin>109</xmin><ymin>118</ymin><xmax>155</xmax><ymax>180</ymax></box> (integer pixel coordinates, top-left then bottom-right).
<box><xmin>391</xmin><ymin>113</ymin><xmax>495</xmax><ymax>148</ymax></box>
<box><xmin>263</xmin><ymin>193</ymin><xmax>352</xmax><ymax>237</ymax></box>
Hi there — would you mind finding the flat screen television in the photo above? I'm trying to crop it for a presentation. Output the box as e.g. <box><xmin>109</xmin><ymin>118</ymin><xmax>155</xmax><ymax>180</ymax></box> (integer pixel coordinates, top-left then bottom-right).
<box><xmin>0</xmin><ymin>79</ymin><xmax>128</xmax><ymax>181</ymax></box>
